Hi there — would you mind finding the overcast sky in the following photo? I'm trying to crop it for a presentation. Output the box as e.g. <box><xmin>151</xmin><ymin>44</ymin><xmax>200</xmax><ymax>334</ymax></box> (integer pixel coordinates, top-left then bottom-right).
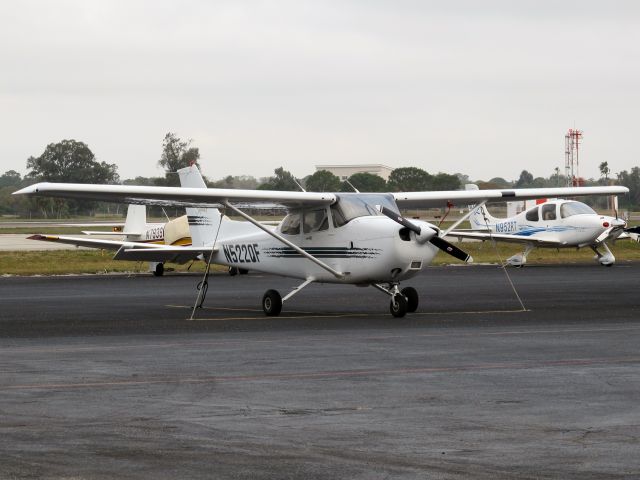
<box><xmin>1</xmin><ymin>0</ymin><xmax>639</xmax><ymax>184</ymax></box>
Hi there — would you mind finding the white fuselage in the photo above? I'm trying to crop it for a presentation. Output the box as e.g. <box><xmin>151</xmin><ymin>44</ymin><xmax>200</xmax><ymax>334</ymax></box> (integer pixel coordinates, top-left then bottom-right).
<box><xmin>210</xmin><ymin>214</ymin><xmax>439</xmax><ymax>284</ymax></box>
<box><xmin>471</xmin><ymin>200</ymin><xmax>624</xmax><ymax>248</ymax></box>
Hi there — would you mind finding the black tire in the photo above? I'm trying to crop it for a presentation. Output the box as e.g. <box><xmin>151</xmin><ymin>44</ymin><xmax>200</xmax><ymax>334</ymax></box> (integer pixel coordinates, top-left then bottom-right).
<box><xmin>239</xmin><ymin>268</ymin><xmax>249</xmax><ymax>275</ymax></box>
<box><xmin>401</xmin><ymin>287</ymin><xmax>419</xmax><ymax>313</ymax></box>
<box><xmin>390</xmin><ymin>294</ymin><xmax>408</xmax><ymax>318</ymax></box>
<box><xmin>153</xmin><ymin>263</ymin><xmax>164</xmax><ymax>277</ymax></box>
<box><xmin>262</xmin><ymin>289</ymin><xmax>282</xmax><ymax>316</ymax></box>
<box><xmin>228</xmin><ymin>266</ymin><xmax>239</xmax><ymax>276</ymax></box>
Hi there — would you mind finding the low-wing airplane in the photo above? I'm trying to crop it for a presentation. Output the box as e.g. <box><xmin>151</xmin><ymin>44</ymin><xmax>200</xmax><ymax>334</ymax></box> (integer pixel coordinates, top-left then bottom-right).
<box><xmin>14</xmin><ymin>172</ymin><xmax>628</xmax><ymax>317</ymax></box>
<box><xmin>447</xmin><ymin>197</ymin><xmax>629</xmax><ymax>266</ymax></box>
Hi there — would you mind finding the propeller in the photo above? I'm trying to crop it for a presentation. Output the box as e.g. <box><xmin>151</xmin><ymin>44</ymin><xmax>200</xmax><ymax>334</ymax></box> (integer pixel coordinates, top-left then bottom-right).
<box><xmin>378</xmin><ymin>206</ymin><xmax>473</xmax><ymax>263</ymax></box>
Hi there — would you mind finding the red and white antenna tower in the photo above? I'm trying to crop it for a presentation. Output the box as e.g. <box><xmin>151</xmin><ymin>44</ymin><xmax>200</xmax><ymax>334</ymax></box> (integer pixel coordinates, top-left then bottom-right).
<box><xmin>564</xmin><ymin>129</ymin><xmax>583</xmax><ymax>187</ymax></box>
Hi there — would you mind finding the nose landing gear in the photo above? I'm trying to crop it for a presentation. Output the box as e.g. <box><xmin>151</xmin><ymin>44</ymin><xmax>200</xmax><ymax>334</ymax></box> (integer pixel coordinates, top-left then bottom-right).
<box><xmin>373</xmin><ymin>283</ymin><xmax>419</xmax><ymax>318</ymax></box>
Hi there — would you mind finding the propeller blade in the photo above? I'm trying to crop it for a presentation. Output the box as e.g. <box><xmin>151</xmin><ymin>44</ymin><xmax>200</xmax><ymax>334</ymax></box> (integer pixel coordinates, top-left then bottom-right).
<box><xmin>429</xmin><ymin>236</ymin><xmax>473</xmax><ymax>263</ymax></box>
<box><xmin>626</xmin><ymin>226</ymin><xmax>640</xmax><ymax>234</ymax></box>
<box><xmin>378</xmin><ymin>205</ymin><xmax>421</xmax><ymax>235</ymax></box>
<box><xmin>378</xmin><ymin>204</ymin><xmax>472</xmax><ymax>262</ymax></box>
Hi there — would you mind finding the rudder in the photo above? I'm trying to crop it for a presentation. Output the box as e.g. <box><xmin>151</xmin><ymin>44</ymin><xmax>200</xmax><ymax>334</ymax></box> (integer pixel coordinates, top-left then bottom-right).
<box><xmin>177</xmin><ymin>165</ymin><xmax>221</xmax><ymax>247</ymax></box>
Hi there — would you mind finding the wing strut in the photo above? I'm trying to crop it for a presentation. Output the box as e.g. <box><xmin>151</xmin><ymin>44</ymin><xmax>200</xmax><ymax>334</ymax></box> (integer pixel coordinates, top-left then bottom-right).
<box><xmin>223</xmin><ymin>201</ymin><xmax>346</xmax><ymax>280</ymax></box>
<box><xmin>442</xmin><ymin>200</ymin><xmax>487</xmax><ymax>236</ymax></box>
<box><xmin>190</xmin><ymin>211</ymin><xmax>224</xmax><ymax>320</ymax></box>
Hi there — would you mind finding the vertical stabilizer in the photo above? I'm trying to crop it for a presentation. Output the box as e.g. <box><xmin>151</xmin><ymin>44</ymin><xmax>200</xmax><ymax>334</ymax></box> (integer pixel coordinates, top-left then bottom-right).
<box><xmin>469</xmin><ymin>204</ymin><xmax>501</xmax><ymax>230</ymax></box>
<box><xmin>177</xmin><ymin>164</ymin><xmax>208</xmax><ymax>189</ymax></box>
<box><xmin>463</xmin><ymin>184</ymin><xmax>500</xmax><ymax>230</ymax></box>
<box><xmin>177</xmin><ymin>165</ymin><xmax>221</xmax><ymax>247</ymax></box>
<box><xmin>123</xmin><ymin>204</ymin><xmax>147</xmax><ymax>235</ymax></box>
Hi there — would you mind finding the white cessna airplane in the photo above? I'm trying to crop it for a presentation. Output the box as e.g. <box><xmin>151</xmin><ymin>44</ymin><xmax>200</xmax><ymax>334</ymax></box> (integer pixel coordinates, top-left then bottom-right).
<box><xmin>14</xmin><ymin>171</ymin><xmax>627</xmax><ymax>317</ymax></box>
<box><xmin>447</xmin><ymin>196</ymin><xmax>628</xmax><ymax>266</ymax></box>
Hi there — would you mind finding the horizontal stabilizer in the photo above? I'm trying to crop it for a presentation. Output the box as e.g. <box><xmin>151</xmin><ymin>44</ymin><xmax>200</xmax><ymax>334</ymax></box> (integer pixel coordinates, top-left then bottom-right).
<box><xmin>81</xmin><ymin>230</ymin><xmax>143</xmax><ymax>236</ymax></box>
<box><xmin>27</xmin><ymin>234</ymin><xmax>151</xmax><ymax>251</ymax></box>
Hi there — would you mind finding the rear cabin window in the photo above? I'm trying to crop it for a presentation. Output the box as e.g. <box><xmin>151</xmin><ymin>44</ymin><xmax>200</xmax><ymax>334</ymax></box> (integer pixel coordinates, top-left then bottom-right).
<box><xmin>541</xmin><ymin>203</ymin><xmax>556</xmax><ymax>221</ymax></box>
<box><xmin>525</xmin><ymin>207</ymin><xmax>539</xmax><ymax>222</ymax></box>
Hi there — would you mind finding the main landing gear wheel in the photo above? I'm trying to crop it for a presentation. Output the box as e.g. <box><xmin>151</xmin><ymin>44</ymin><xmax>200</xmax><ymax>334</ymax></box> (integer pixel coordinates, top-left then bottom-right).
<box><xmin>390</xmin><ymin>294</ymin><xmax>408</xmax><ymax>318</ymax></box>
<box><xmin>228</xmin><ymin>266</ymin><xmax>238</xmax><ymax>276</ymax></box>
<box><xmin>401</xmin><ymin>287</ymin><xmax>419</xmax><ymax>313</ymax></box>
<box><xmin>153</xmin><ymin>263</ymin><xmax>164</xmax><ymax>277</ymax></box>
<box><xmin>262</xmin><ymin>289</ymin><xmax>282</xmax><ymax>316</ymax></box>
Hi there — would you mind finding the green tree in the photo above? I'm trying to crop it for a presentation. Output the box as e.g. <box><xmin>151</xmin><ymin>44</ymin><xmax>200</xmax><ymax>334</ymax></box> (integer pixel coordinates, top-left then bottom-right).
<box><xmin>210</xmin><ymin>175</ymin><xmax>259</xmax><ymax>189</ymax></box>
<box><xmin>26</xmin><ymin>140</ymin><xmax>119</xmax><ymax>217</ymax></box>
<box><xmin>122</xmin><ymin>176</ymin><xmax>163</xmax><ymax>186</ymax></box>
<box><xmin>431</xmin><ymin>172</ymin><xmax>461</xmax><ymax>191</ymax></box>
<box><xmin>599</xmin><ymin>162</ymin><xmax>611</xmax><ymax>184</ymax></box>
<box><xmin>0</xmin><ymin>184</ymin><xmax>31</xmax><ymax>216</ymax></box>
<box><xmin>158</xmin><ymin>132</ymin><xmax>200</xmax><ymax>186</ymax></box>
<box><xmin>258</xmin><ymin>167</ymin><xmax>300</xmax><ymax>191</ymax></box>
<box><xmin>488</xmin><ymin>177</ymin><xmax>512</xmax><ymax>188</ymax></box>
<box><xmin>341</xmin><ymin>172</ymin><xmax>387</xmax><ymax>192</ymax></box>
<box><xmin>387</xmin><ymin>167</ymin><xmax>432</xmax><ymax>192</ymax></box>
<box><xmin>0</xmin><ymin>170</ymin><xmax>22</xmax><ymax>187</ymax></box>
<box><xmin>617</xmin><ymin>167</ymin><xmax>640</xmax><ymax>208</ymax></box>
<box><xmin>26</xmin><ymin>140</ymin><xmax>119</xmax><ymax>184</ymax></box>
<box><xmin>514</xmin><ymin>170</ymin><xmax>534</xmax><ymax>188</ymax></box>
<box><xmin>305</xmin><ymin>170</ymin><xmax>341</xmax><ymax>192</ymax></box>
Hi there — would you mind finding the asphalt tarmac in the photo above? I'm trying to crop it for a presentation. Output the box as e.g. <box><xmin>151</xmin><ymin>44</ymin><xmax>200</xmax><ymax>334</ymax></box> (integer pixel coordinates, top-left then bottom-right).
<box><xmin>1</xmin><ymin>265</ymin><xmax>639</xmax><ymax>479</ymax></box>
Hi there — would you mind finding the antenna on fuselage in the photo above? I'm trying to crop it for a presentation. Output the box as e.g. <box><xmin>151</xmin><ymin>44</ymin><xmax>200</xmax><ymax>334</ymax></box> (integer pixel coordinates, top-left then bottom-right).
<box><xmin>293</xmin><ymin>178</ymin><xmax>306</xmax><ymax>192</ymax></box>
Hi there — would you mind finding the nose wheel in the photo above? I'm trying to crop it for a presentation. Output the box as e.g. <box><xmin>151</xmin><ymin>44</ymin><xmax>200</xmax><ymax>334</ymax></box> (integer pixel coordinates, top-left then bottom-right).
<box><xmin>374</xmin><ymin>283</ymin><xmax>420</xmax><ymax>318</ymax></box>
<box><xmin>401</xmin><ymin>286</ymin><xmax>419</xmax><ymax>313</ymax></box>
<box><xmin>390</xmin><ymin>294</ymin><xmax>408</xmax><ymax>317</ymax></box>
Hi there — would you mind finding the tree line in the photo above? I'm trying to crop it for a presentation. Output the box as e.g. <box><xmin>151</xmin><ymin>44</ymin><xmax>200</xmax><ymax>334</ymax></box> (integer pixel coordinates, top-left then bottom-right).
<box><xmin>2</xmin><ymin>134</ymin><xmax>640</xmax><ymax>218</ymax></box>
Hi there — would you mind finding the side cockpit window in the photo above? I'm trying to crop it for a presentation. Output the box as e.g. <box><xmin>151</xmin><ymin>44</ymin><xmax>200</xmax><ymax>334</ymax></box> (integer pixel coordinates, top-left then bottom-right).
<box><xmin>541</xmin><ymin>203</ymin><xmax>556</xmax><ymax>221</ymax></box>
<box><xmin>525</xmin><ymin>207</ymin><xmax>539</xmax><ymax>222</ymax></box>
<box><xmin>303</xmin><ymin>208</ymin><xmax>329</xmax><ymax>233</ymax></box>
<box><xmin>331</xmin><ymin>205</ymin><xmax>347</xmax><ymax>228</ymax></box>
<box><xmin>560</xmin><ymin>201</ymin><xmax>596</xmax><ymax>218</ymax></box>
<box><xmin>280</xmin><ymin>212</ymin><xmax>301</xmax><ymax>235</ymax></box>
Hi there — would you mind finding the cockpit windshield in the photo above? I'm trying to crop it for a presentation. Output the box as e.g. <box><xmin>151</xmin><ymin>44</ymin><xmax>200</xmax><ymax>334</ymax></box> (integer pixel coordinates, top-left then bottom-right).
<box><xmin>560</xmin><ymin>201</ymin><xmax>596</xmax><ymax>218</ymax></box>
<box><xmin>331</xmin><ymin>193</ymin><xmax>398</xmax><ymax>227</ymax></box>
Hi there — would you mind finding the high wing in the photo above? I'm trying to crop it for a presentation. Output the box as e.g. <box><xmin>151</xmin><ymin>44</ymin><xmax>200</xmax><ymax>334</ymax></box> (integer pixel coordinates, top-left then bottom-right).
<box><xmin>14</xmin><ymin>183</ymin><xmax>334</xmax><ymax>208</ymax></box>
<box><xmin>14</xmin><ymin>183</ymin><xmax>627</xmax><ymax>209</ymax></box>
<box><xmin>27</xmin><ymin>234</ymin><xmax>206</xmax><ymax>264</ymax></box>
<box><xmin>445</xmin><ymin>231</ymin><xmax>562</xmax><ymax>246</ymax></box>
<box><xmin>393</xmin><ymin>186</ymin><xmax>629</xmax><ymax>208</ymax></box>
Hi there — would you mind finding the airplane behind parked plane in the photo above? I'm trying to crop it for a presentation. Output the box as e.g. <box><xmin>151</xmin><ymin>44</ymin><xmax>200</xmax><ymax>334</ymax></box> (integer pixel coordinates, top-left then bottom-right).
<box><xmin>447</xmin><ymin>198</ymin><xmax>630</xmax><ymax>266</ymax></box>
<box><xmin>29</xmin><ymin>203</ymin><xmax>194</xmax><ymax>276</ymax></box>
